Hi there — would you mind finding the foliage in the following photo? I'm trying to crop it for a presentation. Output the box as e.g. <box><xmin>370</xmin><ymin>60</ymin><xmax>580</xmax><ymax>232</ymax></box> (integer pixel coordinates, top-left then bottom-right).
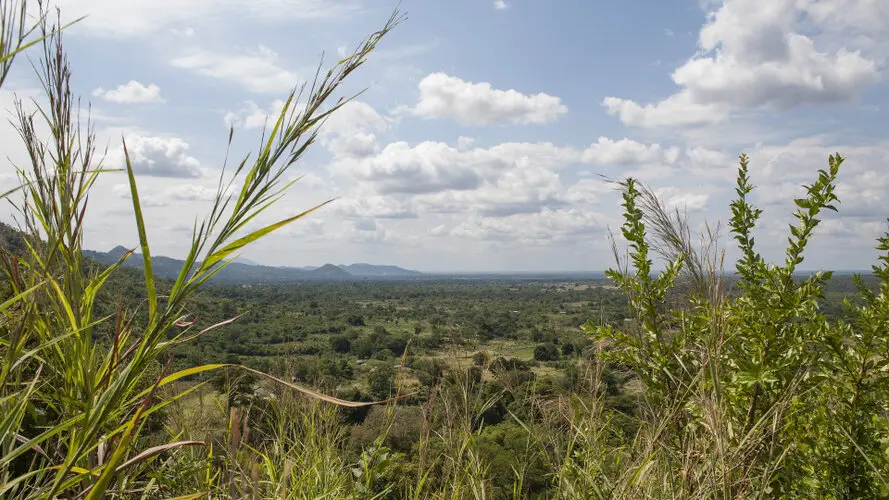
<box><xmin>0</xmin><ymin>2</ymin><xmax>402</xmax><ymax>497</ymax></box>
<box><xmin>583</xmin><ymin>153</ymin><xmax>889</xmax><ymax>498</ymax></box>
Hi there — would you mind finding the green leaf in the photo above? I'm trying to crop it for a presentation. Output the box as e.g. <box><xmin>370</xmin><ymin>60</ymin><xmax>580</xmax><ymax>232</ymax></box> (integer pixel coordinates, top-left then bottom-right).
<box><xmin>202</xmin><ymin>199</ymin><xmax>333</xmax><ymax>270</ymax></box>
<box><xmin>123</xmin><ymin>137</ymin><xmax>157</xmax><ymax>320</ymax></box>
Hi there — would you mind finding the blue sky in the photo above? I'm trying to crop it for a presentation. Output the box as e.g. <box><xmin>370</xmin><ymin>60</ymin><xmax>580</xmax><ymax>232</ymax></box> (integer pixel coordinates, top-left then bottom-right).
<box><xmin>1</xmin><ymin>0</ymin><xmax>887</xmax><ymax>272</ymax></box>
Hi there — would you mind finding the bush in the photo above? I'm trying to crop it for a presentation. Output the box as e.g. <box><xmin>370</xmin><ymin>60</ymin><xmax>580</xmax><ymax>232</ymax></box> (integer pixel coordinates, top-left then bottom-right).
<box><xmin>366</xmin><ymin>361</ymin><xmax>397</xmax><ymax>400</ymax></box>
<box><xmin>580</xmin><ymin>154</ymin><xmax>889</xmax><ymax>497</ymax></box>
<box><xmin>332</xmin><ymin>336</ymin><xmax>352</xmax><ymax>354</ymax></box>
<box><xmin>533</xmin><ymin>342</ymin><xmax>560</xmax><ymax>361</ymax></box>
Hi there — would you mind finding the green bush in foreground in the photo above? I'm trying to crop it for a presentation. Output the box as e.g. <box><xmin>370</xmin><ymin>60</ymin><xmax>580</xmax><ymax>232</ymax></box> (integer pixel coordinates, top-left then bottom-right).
<box><xmin>581</xmin><ymin>154</ymin><xmax>889</xmax><ymax>498</ymax></box>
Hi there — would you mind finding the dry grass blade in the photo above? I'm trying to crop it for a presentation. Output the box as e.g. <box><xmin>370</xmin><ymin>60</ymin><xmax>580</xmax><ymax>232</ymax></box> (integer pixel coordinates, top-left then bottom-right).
<box><xmin>13</xmin><ymin>432</ymin><xmax>48</xmax><ymax>458</ymax></box>
<box><xmin>115</xmin><ymin>441</ymin><xmax>208</xmax><ymax>473</ymax></box>
<box><xmin>239</xmin><ymin>366</ymin><xmax>415</xmax><ymax>408</ymax></box>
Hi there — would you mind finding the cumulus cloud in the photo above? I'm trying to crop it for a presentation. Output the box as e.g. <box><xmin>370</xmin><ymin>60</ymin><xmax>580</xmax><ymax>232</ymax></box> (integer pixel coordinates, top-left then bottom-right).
<box><xmin>335</xmin><ymin>196</ymin><xmax>417</xmax><ymax>219</ymax></box>
<box><xmin>92</xmin><ymin>81</ymin><xmax>164</xmax><ymax>103</ymax></box>
<box><xmin>604</xmin><ymin>0</ymin><xmax>882</xmax><ymax>127</ymax></box>
<box><xmin>451</xmin><ymin>208</ymin><xmax>605</xmax><ymax>244</ymax></box>
<box><xmin>494</xmin><ymin>0</ymin><xmax>508</xmax><ymax>10</ymax></box>
<box><xmin>416</xmin><ymin>165</ymin><xmax>565</xmax><ymax>217</ymax></box>
<box><xmin>561</xmin><ymin>179</ymin><xmax>615</xmax><ymax>205</ymax></box>
<box><xmin>327</xmin><ymin>136</ymin><xmax>693</xmax><ymax>219</ymax></box>
<box><xmin>654</xmin><ymin>187</ymin><xmax>711</xmax><ymax>213</ymax></box>
<box><xmin>326</xmin><ymin>132</ymin><xmax>380</xmax><ymax>159</ymax></box>
<box><xmin>334</xmin><ymin>141</ymin><xmax>579</xmax><ymax>195</ymax></box>
<box><xmin>224</xmin><ymin>100</ymin><xmax>287</xmax><ymax>129</ymax></box>
<box><xmin>110</xmin><ymin>182</ymin><xmax>230</xmax><ymax>207</ymax></box>
<box><xmin>603</xmin><ymin>93</ymin><xmax>731</xmax><ymax>128</ymax></box>
<box><xmin>686</xmin><ymin>147</ymin><xmax>732</xmax><ymax>170</ymax></box>
<box><xmin>403</xmin><ymin>72</ymin><xmax>568</xmax><ymax>125</ymax></box>
<box><xmin>171</xmin><ymin>45</ymin><xmax>298</xmax><ymax>94</ymax></box>
<box><xmin>347</xmin><ymin>219</ymin><xmax>387</xmax><ymax>243</ymax></box>
<box><xmin>323</xmin><ymin>101</ymin><xmax>391</xmax><ymax>137</ymax></box>
<box><xmin>582</xmin><ymin>137</ymin><xmax>680</xmax><ymax>165</ymax></box>
<box><xmin>108</xmin><ymin>134</ymin><xmax>202</xmax><ymax>178</ymax></box>
<box><xmin>225</xmin><ymin>99</ymin><xmax>388</xmax><ymax>144</ymax></box>
<box><xmin>343</xmin><ymin>141</ymin><xmax>484</xmax><ymax>194</ymax></box>
<box><xmin>742</xmin><ymin>138</ymin><xmax>889</xmax><ymax>223</ymax></box>
<box><xmin>319</xmin><ymin>101</ymin><xmax>391</xmax><ymax>159</ymax></box>
<box><xmin>164</xmin><ymin>184</ymin><xmax>226</xmax><ymax>202</ymax></box>
<box><xmin>110</xmin><ymin>183</ymin><xmax>164</xmax><ymax>207</ymax></box>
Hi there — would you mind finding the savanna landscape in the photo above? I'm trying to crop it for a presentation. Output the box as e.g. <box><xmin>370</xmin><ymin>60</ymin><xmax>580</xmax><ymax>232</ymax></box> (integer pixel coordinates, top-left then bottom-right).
<box><xmin>2</xmin><ymin>0</ymin><xmax>889</xmax><ymax>498</ymax></box>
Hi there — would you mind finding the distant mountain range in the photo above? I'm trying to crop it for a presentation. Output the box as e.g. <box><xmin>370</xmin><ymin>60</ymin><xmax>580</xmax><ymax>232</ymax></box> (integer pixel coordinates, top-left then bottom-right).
<box><xmin>83</xmin><ymin>245</ymin><xmax>423</xmax><ymax>284</ymax></box>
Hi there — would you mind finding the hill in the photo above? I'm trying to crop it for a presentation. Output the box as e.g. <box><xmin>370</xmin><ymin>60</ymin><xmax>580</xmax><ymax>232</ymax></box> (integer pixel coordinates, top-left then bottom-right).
<box><xmin>309</xmin><ymin>263</ymin><xmax>353</xmax><ymax>280</ymax></box>
<box><xmin>338</xmin><ymin>263</ymin><xmax>423</xmax><ymax>277</ymax></box>
<box><xmin>81</xmin><ymin>245</ymin><xmax>423</xmax><ymax>284</ymax></box>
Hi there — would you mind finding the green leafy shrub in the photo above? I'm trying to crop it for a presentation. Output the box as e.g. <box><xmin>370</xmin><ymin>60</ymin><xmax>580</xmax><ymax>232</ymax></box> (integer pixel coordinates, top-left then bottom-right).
<box><xmin>583</xmin><ymin>153</ymin><xmax>889</xmax><ymax>497</ymax></box>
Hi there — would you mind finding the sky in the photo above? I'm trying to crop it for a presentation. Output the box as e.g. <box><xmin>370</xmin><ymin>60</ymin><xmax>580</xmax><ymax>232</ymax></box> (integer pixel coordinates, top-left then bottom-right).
<box><xmin>0</xmin><ymin>0</ymin><xmax>888</xmax><ymax>272</ymax></box>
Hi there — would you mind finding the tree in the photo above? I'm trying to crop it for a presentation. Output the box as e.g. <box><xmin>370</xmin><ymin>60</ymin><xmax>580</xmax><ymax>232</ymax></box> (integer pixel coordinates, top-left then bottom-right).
<box><xmin>367</xmin><ymin>362</ymin><xmax>396</xmax><ymax>400</ymax></box>
<box><xmin>472</xmin><ymin>351</ymin><xmax>487</xmax><ymax>366</ymax></box>
<box><xmin>533</xmin><ymin>343</ymin><xmax>560</xmax><ymax>362</ymax></box>
<box><xmin>561</xmin><ymin>342</ymin><xmax>575</xmax><ymax>356</ymax></box>
<box><xmin>332</xmin><ymin>336</ymin><xmax>351</xmax><ymax>354</ymax></box>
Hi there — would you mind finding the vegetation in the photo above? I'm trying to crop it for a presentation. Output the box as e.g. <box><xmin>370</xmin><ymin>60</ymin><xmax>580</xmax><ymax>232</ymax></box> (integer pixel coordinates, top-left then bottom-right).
<box><xmin>1</xmin><ymin>2</ymin><xmax>888</xmax><ymax>499</ymax></box>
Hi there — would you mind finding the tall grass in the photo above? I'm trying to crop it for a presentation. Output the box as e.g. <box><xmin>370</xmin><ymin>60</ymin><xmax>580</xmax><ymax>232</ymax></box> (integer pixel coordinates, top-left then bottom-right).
<box><xmin>0</xmin><ymin>2</ymin><xmax>403</xmax><ymax>498</ymax></box>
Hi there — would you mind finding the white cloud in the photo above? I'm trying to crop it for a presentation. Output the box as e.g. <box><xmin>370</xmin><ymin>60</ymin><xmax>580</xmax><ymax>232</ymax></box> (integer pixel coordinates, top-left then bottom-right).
<box><xmin>328</xmin><ymin>136</ymin><xmax>681</xmax><ymax>221</ymax></box>
<box><xmin>108</xmin><ymin>134</ymin><xmax>203</xmax><ymax>178</ymax></box>
<box><xmin>335</xmin><ymin>196</ymin><xmax>416</xmax><ymax>219</ymax></box>
<box><xmin>334</xmin><ymin>140</ymin><xmax>579</xmax><ymax>195</ymax></box>
<box><xmin>164</xmin><ymin>184</ymin><xmax>225</xmax><ymax>202</ymax></box>
<box><xmin>224</xmin><ymin>99</ymin><xmax>387</xmax><ymax>137</ymax></box>
<box><xmin>326</xmin><ymin>132</ymin><xmax>380</xmax><ymax>159</ymax></box>
<box><xmin>280</xmin><ymin>218</ymin><xmax>325</xmax><ymax>237</ymax></box>
<box><xmin>171</xmin><ymin>45</ymin><xmax>298</xmax><ymax>94</ymax></box>
<box><xmin>654</xmin><ymin>187</ymin><xmax>711</xmax><ymax>213</ymax></box>
<box><xmin>47</xmin><ymin>0</ymin><xmax>359</xmax><ymax>38</ymax></box>
<box><xmin>293</xmin><ymin>173</ymin><xmax>328</xmax><ymax>189</ymax></box>
<box><xmin>604</xmin><ymin>0</ymin><xmax>882</xmax><ymax>127</ymax></box>
<box><xmin>561</xmin><ymin>178</ymin><xmax>615</xmax><ymax>205</ymax></box>
<box><xmin>92</xmin><ymin>81</ymin><xmax>164</xmax><ymax>103</ymax></box>
<box><xmin>322</xmin><ymin>101</ymin><xmax>390</xmax><ymax>137</ymax></box>
<box><xmin>582</xmin><ymin>137</ymin><xmax>680</xmax><ymax>165</ymax></box>
<box><xmin>110</xmin><ymin>182</ymin><xmax>228</xmax><ymax>206</ymax></box>
<box><xmin>224</xmin><ymin>100</ymin><xmax>287</xmax><ymax>129</ymax></box>
<box><xmin>494</xmin><ymin>0</ymin><xmax>508</xmax><ymax>10</ymax></box>
<box><xmin>320</xmin><ymin>101</ymin><xmax>391</xmax><ymax>159</ymax></box>
<box><xmin>403</xmin><ymin>72</ymin><xmax>568</xmax><ymax>125</ymax></box>
<box><xmin>348</xmin><ymin>219</ymin><xmax>387</xmax><ymax>243</ymax></box>
<box><xmin>340</xmin><ymin>141</ymin><xmax>484</xmax><ymax>194</ymax></box>
<box><xmin>744</xmin><ymin>138</ymin><xmax>889</xmax><ymax>222</ymax></box>
<box><xmin>416</xmin><ymin>165</ymin><xmax>565</xmax><ymax>217</ymax></box>
<box><xmin>603</xmin><ymin>93</ymin><xmax>731</xmax><ymax>128</ymax></box>
<box><xmin>110</xmin><ymin>183</ymin><xmax>163</xmax><ymax>207</ymax></box>
<box><xmin>686</xmin><ymin>147</ymin><xmax>732</xmax><ymax>170</ymax></box>
<box><xmin>818</xmin><ymin>218</ymin><xmax>886</xmax><ymax>240</ymax></box>
<box><xmin>451</xmin><ymin>208</ymin><xmax>605</xmax><ymax>244</ymax></box>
